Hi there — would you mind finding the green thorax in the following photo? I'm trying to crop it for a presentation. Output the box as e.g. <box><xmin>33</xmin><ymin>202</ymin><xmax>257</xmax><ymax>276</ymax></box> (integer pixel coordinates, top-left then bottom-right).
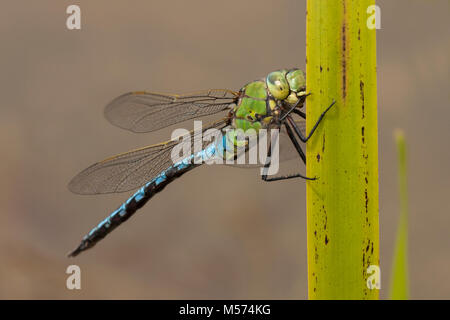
<box><xmin>232</xmin><ymin>80</ymin><xmax>271</xmax><ymax>132</ymax></box>
<box><xmin>222</xmin><ymin>68</ymin><xmax>306</xmax><ymax>157</ymax></box>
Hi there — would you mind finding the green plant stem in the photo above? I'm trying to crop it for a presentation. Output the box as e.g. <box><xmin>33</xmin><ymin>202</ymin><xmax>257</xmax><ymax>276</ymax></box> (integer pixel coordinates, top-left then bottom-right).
<box><xmin>305</xmin><ymin>0</ymin><xmax>379</xmax><ymax>299</ymax></box>
<box><xmin>389</xmin><ymin>129</ymin><xmax>410</xmax><ymax>299</ymax></box>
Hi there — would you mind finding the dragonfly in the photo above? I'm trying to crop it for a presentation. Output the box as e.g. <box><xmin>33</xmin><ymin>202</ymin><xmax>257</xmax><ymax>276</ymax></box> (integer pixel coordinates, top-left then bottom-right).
<box><xmin>68</xmin><ymin>68</ymin><xmax>335</xmax><ymax>257</ymax></box>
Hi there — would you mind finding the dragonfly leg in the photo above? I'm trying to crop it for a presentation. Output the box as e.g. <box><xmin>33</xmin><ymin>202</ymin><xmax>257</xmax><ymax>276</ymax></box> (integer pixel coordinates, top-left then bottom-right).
<box><xmin>284</xmin><ymin>122</ymin><xmax>306</xmax><ymax>165</ymax></box>
<box><xmin>280</xmin><ymin>92</ymin><xmax>312</xmax><ymax>121</ymax></box>
<box><xmin>279</xmin><ymin>98</ymin><xmax>302</xmax><ymax>121</ymax></box>
<box><xmin>293</xmin><ymin>109</ymin><xmax>306</xmax><ymax>119</ymax></box>
<box><xmin>261</xmin><ymin>123</ymin><xmax>316</xmax><ymax>182</ymax></box>
<box><xmin>262</xmin><ymin>172</ymin><xmax>316</xmax><ymax>182</ymax></box>
<box><xmin>288</xmin><ymin>100</ymin><xmax>336</xmax><ymax>142</ymax></box>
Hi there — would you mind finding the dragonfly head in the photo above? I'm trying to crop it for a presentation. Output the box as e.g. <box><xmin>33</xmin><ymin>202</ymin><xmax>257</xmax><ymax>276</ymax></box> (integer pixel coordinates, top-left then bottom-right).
<box><xmin>266</xmin><ymin>69</ymin><xmax>307</xmax><ymax>106</ymax></box>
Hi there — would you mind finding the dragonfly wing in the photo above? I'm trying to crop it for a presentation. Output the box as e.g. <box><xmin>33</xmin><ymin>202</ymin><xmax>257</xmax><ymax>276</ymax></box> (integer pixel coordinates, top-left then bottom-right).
<box><xmin>104</xmin><ymin>89</ymin><xmax>237</xmax><ymax>133</ymax></box>
<box><xmin>68</xmin><ymin>120</ymin><xmax>228</xmax><ymax>194</ymax></box>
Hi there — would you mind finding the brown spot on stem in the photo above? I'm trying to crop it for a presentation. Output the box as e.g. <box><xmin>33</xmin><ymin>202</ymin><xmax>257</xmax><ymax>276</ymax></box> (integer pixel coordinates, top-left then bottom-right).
<box><xmin>360</xmin><ymin>80</ymin><xmax>365</xmax><ymax>119</ymax></box>
<box><xmin>322</xmin><ymin>134</ymin><xmax>325</xmax><ymax>152</ymax></box>
<box><xmin>365</xmin><ymin>189</ymin><xmax>369</xmax><ymax>213</ymax></box>
<box><xmin>362</xmin><ymin>126</ymin><xmax>365</xmax><ymax>144</ymax></box>
<box><xmin>341</xmin><ymin>2</ymin><xmax>347</xmax><ymax>99</ymax></box>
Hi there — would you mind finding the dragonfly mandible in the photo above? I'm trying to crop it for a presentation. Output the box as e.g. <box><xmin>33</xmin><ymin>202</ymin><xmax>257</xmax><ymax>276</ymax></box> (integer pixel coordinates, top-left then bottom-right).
<box><xmin>68</xmin><ymin>68</ymin><xmax>335</xmax><ymax>257</ymax></box>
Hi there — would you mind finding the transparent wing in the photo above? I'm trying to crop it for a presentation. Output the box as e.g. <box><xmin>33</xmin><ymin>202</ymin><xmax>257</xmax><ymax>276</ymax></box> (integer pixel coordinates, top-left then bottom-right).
<box><xmin>104</xmin><ymin>89</ymin><xmax>238</xmax><ymax>133</ymax></box>
<box><xmin>68</xmin><ymin>120</ymin><xmax>228</xmax><ymax>195</ymax></box>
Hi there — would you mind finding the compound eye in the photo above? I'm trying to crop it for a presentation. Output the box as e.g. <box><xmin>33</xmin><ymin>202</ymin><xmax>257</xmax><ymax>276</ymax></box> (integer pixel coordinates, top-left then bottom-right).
<box><xmin>286</xmin><ymin>69</ymin><xmax>306</xmax><ymax>93</ymax></box>
<box><xmin>266</xmin><ymin>72</ymin><xmax>289</xmax><ymax>100</ymax></box>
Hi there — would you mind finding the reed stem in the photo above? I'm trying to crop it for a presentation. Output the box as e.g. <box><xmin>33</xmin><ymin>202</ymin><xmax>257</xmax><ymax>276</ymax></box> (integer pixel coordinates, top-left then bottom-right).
<box><xmin>305</xmin><ymin>0</ymin><xmax>380</xmax><ymax>299</ymax></box>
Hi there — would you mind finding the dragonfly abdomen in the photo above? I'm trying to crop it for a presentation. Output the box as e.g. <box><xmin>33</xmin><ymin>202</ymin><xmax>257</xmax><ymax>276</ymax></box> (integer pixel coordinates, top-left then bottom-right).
<box><xmin>68</xmin><ymin>153</ymin><xmax>209</xmax><ymax>257</ymax></box>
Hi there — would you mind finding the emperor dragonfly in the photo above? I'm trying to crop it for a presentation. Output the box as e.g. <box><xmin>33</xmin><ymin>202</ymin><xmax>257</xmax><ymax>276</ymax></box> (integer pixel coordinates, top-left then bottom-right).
<box><xmin>68</xmin><ymin>68</ymin><xmax>335</xmax><ymax>257</ymax></box>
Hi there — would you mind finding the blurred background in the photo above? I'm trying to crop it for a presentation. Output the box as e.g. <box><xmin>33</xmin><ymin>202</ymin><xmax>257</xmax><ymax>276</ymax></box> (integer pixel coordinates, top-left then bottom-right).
<box><xmin>0</xmin><ymin>0</ymin><xmax>448</xmax><ymax>299</ymax></box>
